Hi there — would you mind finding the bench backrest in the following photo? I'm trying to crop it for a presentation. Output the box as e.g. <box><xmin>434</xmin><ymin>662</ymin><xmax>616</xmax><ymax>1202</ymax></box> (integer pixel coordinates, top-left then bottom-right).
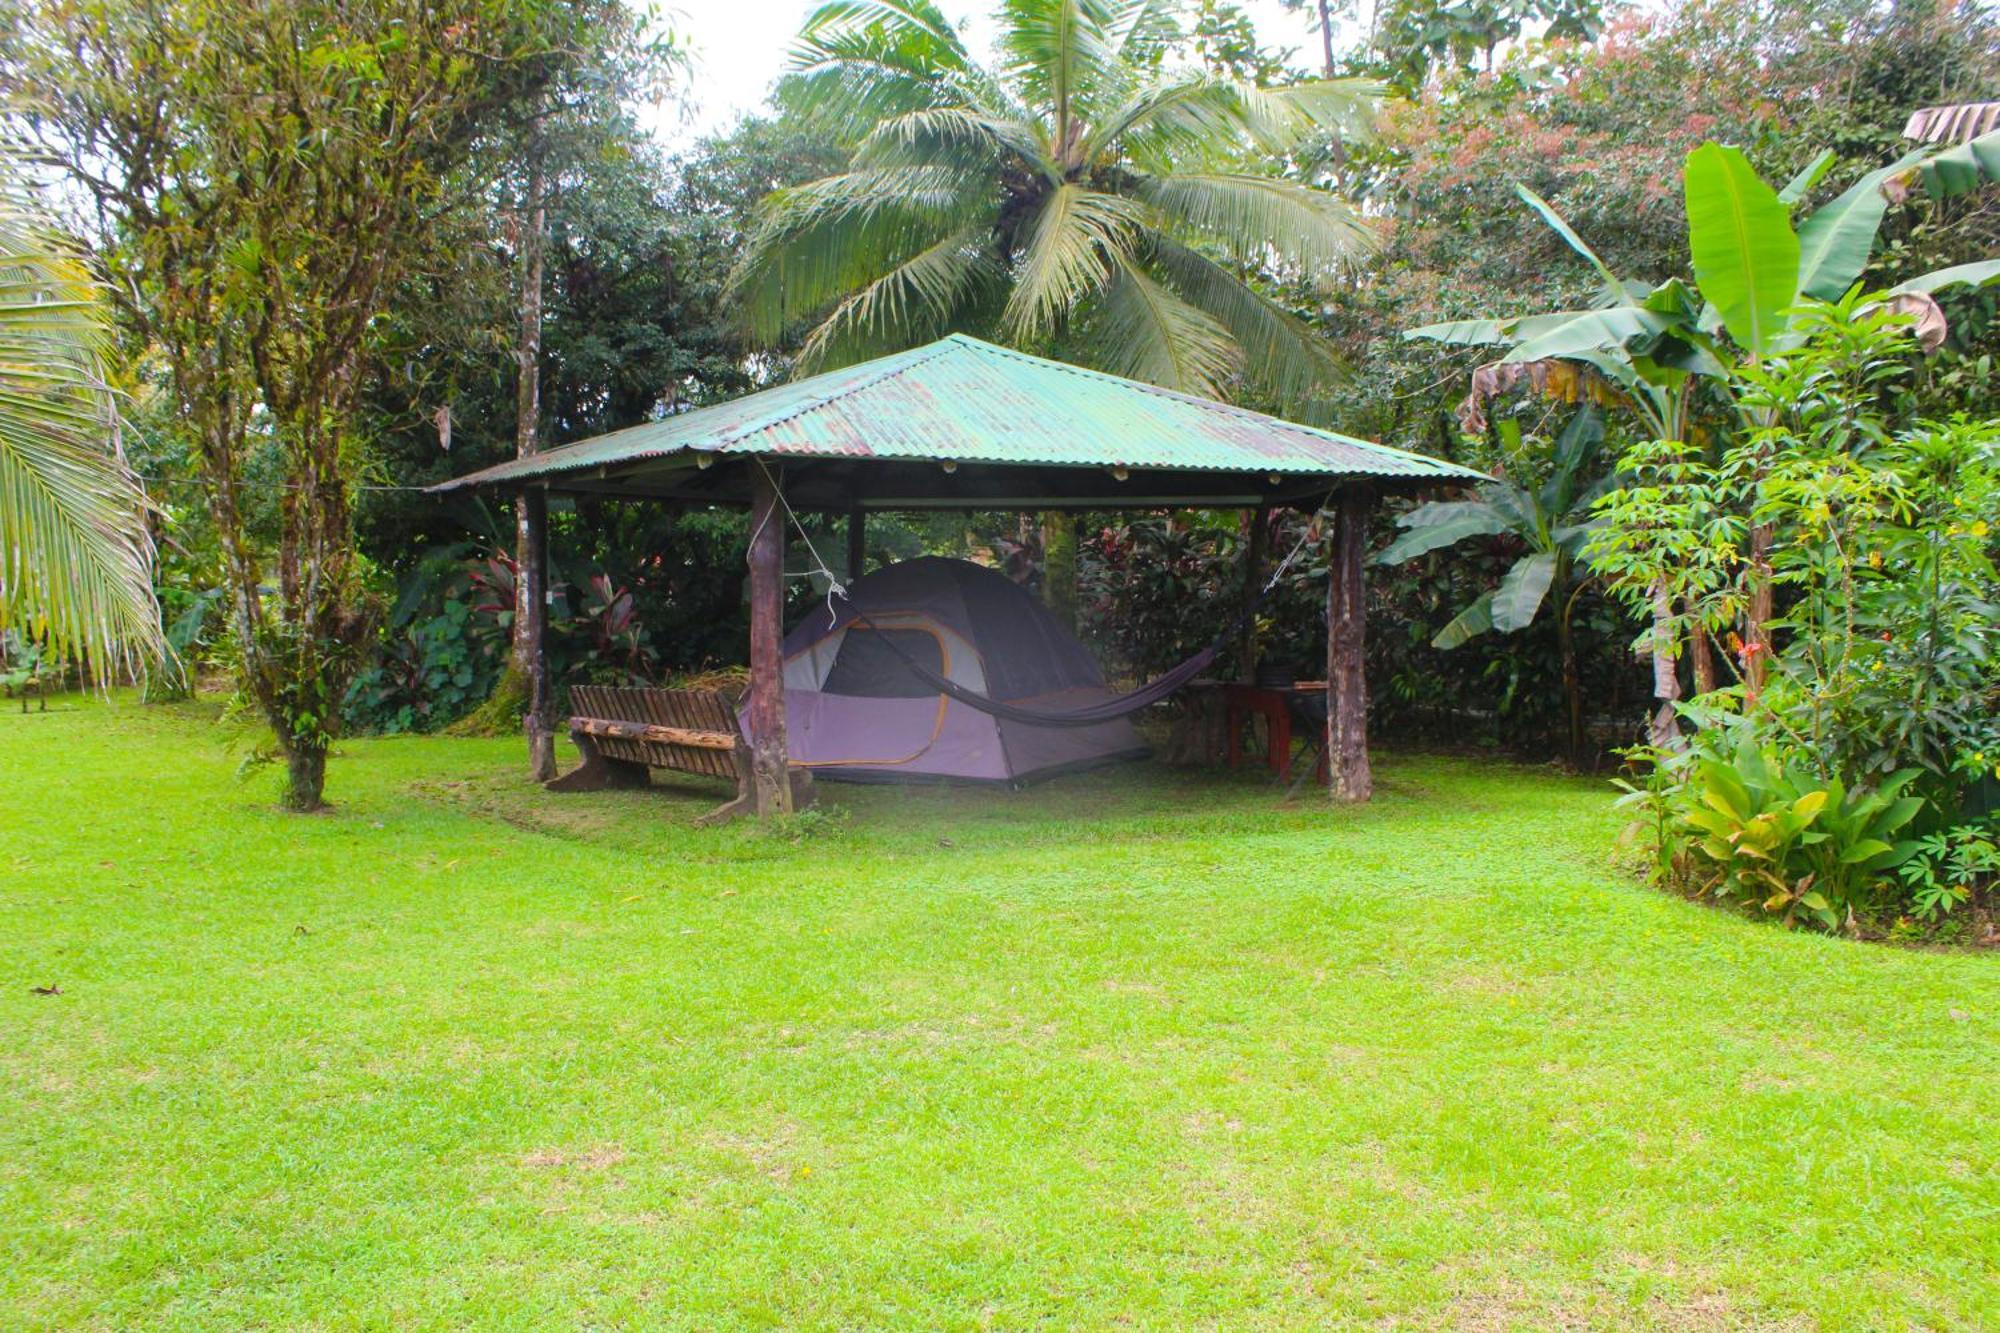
<box><xmin>568</xmin><ymin>684</ymin><xmax>744</xmax><ymax>782</ymax></box>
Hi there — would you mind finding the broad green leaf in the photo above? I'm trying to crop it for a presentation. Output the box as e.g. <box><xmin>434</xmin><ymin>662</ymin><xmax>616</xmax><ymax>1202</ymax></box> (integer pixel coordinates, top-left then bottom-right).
<box><xmin>1684</xmin><ymin>143</ymin><xmax>1800</xmax><ymax>357</ymax></box>
<box><xmin>1918</xmin><ymin>129</ymin><xmax>2000</xmax><ymax>198</ymax></box>
<box><xmin>1490</xmin><ymin>552</ymin><xmax>1557</xmax><ymax>633</ymax></box>
<box><xmin>1501</xmin><ymin>306</ymin><xmax>1672</xmax><ymax>363</ymax></box>
<box><xmin>1515</xmin><ymin>184</ymin><xmax>1622</xmax><ymax>302</ymax></box>
<box><xmin>1702</xmin><ymin>762</ymin><xmax>1754</xmax><ymax>821</ymax></box>
<box><xmin>1794</xmin><ymin>150</ymin><xmax>1926</xmax><ymax>301</ymax></box>
<box><xmin>1777</xmin><ymin>150</ymin><xmax>1836</xmax><ymax>205</ymax></box>
<box><xmin>1431</xmin><ymin>591</ymin><xmax>1494</xmax><ymax>650</ymax></box>
<box><xmin>1375</xmin><ymin>502</ymin><xmax>1509</xmax><ymax>565</ymax></box>
<box><xmin>1837</xmin><ymin>838</ymin><xmax>1893</xmax><ymax>865</ymax></box>
<box><xmin>1789</xmin><ymin>789</ymin><xmax>1829</xmax><ymax>821</ymax></box>
<box><xmin>1890</xmin><ymin>258</ymin><xmax>2000</xmax><ymax>295</ymax></box>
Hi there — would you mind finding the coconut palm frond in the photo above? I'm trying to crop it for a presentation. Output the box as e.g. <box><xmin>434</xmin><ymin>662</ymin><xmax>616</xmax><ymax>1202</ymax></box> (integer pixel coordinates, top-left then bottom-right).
<box><xmin>852</xmin><ymin>107</ymin><xmax>1046</xmax><ymax>176</ymax></box>
<box><xmin>728</xmin><ymin>166</ymin><xmax>990</xmax><ymax>342</ymax></box>
<box><xmin>1002</xmin><ymin>182</ymin><xmax>1142</xmax><ymax>338</ymax></box>
<box><xmin>1000</xmin><ymin>0</ymin><xmax>1121</xmax><ymax>129</ymax></box>
<box><xmin>1263</xmin><ymin>78</ymin><xmax>1385</xmax><ymax>145</ymax></box>
<box><xmin>1088</xmin><ymin>251</ymin><xmax>1241</xmax><ymax>397</ymax></box>
<box><xmin>1141</xmin><ymin>172</ymin><xmax>1378</xmax><ymax>286</ymax></box>
<box><xmin>1084</xmin><ymin>74</ymin><xmax>1262</xmax><ymax>168</ymax></box>
<box><xmin>1149</xmin><ymin>236</ymin><xmax>1345</xmax><ymax>411</ymax></box>
<box><xmin>0</xmin><ymin>175</ymin><xmax>160</xmax><ymax>679</ymax></box>
<box><xmin>1105</xmin><ymin>0</ymin><xmax>1180</xmax><ymax>62</ymax></box>
<box><xmin>785</xmin><ymin>1</ymin><xmax>975</xmax><ymax>140</ymax></box>
<box><xmin>796</xmin><ymin>226</ymin><xmax>998</xmax><ymax>372</ymax></box>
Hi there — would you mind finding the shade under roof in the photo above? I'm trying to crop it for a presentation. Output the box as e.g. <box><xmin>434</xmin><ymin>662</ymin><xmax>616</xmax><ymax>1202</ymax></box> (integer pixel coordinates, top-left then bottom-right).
<box><xmin>431</xmin><ymin>333</ymin><xmax>1482</xmax><ymax>510</ymax></box>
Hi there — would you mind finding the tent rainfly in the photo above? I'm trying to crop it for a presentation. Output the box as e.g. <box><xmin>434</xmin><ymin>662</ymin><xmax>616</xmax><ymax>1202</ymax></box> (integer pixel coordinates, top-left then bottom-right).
<box><xmin>432</xmin><ymin>333</ymin><xmax>1486</xmax><ymax>812</ymax></box>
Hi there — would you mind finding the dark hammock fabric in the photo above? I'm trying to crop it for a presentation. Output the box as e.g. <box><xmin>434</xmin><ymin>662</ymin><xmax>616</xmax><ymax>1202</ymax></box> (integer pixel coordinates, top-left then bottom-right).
<box><xmin>844</xmin><ymin>582</ymin><xmax>1272</xmax><ymax>728</ymax></box>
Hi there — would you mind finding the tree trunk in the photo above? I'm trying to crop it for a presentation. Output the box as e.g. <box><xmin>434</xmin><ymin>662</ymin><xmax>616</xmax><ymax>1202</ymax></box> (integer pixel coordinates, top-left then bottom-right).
<box><xmin>746</xmin><ymin>465</ymin><xmax>794</xmax><ymax>815</ymax></box>
<box><xmin>282</xmin><ymin>740</ymin><xmax>328</xmax><ymax>813</ymax></box>
<box><xmin>1326</xmin><ymin>489</ymin><xmax>1373</xmax><ymax>802</ymax></box>
<box><xmin>508</xmin><ymin>126</ymin><xmax>548</xmax><ymax>693</ymax></box>
<box><xmin>1317</xmin><ymin>0</ymin><xmax>1336</xmax><ymax>76</ymax></box>
<box><xmin>1744</xmin><ymin>520</ymin><xmax>1773</xmax><ymax>702</ymax></box>
<box><xmin>1648</xmin><ymin>579</ymin><xmax>1682</xmax><ymax>749</ymax></box>
<box><xmin>1690</xmin><ymin>623</ymin><xmax>1716</xmax><ymax>695</ymax></box>
<box><xmin>1041</xmin><ymin>510</ymin><xmax>1077</xmax><ymax>633</ymax></box>
<box><xmin>1557</xmin><ymin>571</ymin><xmax>1584</xmax><ymax>771</ymax></box>
<box><xmin>521</xmin><ymin>486</ymin><xmax>555</xmax><ymax>782</ymax></box>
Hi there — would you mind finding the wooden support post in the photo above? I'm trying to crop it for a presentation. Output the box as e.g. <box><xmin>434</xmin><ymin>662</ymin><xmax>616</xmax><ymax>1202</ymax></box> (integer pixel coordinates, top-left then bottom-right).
<box><xmin>746</xmin><ymin>464</ymin><xmax>795</xmax><ymax>815</ymax></box>
<box><xmin>846</xmin><ymin>508</ymin><xmax>866</xmax><ymax>583</ymax></box>
<box><xmin>1238</xmin><ymin>504</ymin><xmax>1269</xmax><ymax>682</ymax></box>
<box><xmin>521</xmin><ymin>486</ymin><xmax>556</xmax><ymax>782</ymax></box>
<box><xmin>1326</xmin><ymin>487</ymin><xmax>1372</xmax><ymax>802</ymax></box>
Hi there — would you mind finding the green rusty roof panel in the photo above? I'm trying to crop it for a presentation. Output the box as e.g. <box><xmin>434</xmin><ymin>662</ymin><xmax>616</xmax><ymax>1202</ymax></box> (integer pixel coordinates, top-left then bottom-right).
<box><xmin>432</xmin><ymin>334</ymin><xmax>1483</xmax><ymax>492</ymax></box>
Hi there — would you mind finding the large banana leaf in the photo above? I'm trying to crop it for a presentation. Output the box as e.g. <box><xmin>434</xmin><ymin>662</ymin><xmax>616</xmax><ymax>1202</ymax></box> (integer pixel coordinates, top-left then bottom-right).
<box><xmin>1793</xmin><ymin>149</ymin><xmax>1928</xmax><ymax>302</ymax></box>
<box><xmin>1918</xmin><ymin>129</ymin><xmax>2000</xmax><ymax>197</ymax></box>
<box><xmin>1889</xmin><ymin>258</ymin><xmax>2000</xmax><ymax>295</ymax></box>
<box><xmin>1684</xmin><ymin>143</ymin><xmax>1799</xmax><ymax>358</ymax></box>
<box><xmin>1375</xmin><ymin>500</ymin><xmax>1509</xmax><ymax>565</ymax></box>
<box><xmin>1777</xmin><ymin>150</ymin><xmax>1837</xmax><ymax>204</ymax></box>
<box><xmin>1431</xmin><ymin>591</ymin><xmax>1494</xmax><ymax>649</ymax></box>
<box><xmin>1539</xmin><ymin>404</ymin><xmax>1603</xmax><ymax>516</ymax></box>
<box><xmin>1514</xmin><ymin>184</ymin><xmax>1624</xmax><ymax>304</ymax></box>
<box><xmin>1489</xmin><ymin>552</ymin><xmax>1558</xmax><ymax>633</ymax></box>
<box><xmin>1403</xmin><ymin>307</ymin><xmax>1608</xmax><ymax>348</ymax></box>
<box><xmin>1499</xmin><ymin>306</ymin><xmax>1674</xmax><ymax>363</ymax></box>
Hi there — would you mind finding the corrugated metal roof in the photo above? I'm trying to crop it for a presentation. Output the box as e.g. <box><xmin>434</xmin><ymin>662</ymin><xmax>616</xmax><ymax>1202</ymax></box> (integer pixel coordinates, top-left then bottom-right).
<box><xmin>433</xmin><ymin>335</ymin><xmax>1480</xmax><ymax>494</ymax></box>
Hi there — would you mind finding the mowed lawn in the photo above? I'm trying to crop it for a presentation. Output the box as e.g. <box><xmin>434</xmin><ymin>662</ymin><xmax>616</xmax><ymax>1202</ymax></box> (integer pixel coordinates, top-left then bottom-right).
<box><xmin>2</xmin><ymin>699</ymin><xmax>1995</xmax><ymax>1330</ymax></box>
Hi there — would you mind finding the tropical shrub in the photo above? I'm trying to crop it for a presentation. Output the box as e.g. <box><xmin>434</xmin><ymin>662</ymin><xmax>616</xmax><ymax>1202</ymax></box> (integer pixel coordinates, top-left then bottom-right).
<box><xmin>1608</xmin><ymin>303</ymin><xmax>1999</xmax><ymax>936</ymax></box>
<box><xmin>1618</xmin><ymin>708</ymin><xmax>1926</xmax><ymax>932</ymax></box>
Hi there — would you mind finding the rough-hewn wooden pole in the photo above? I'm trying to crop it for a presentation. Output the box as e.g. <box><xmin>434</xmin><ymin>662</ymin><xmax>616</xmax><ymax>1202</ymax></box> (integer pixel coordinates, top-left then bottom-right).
<box><xmin>1326</xmin><ymin>487</ymin><xmax>1373</xmax><ymax>802</ymax></box>
<box><xmin>846</xmin><ymin>508</ymin><xmax>865</xmax><ymax>583</ymax></box>
<box><xmin>746</xmin><ymin>464</ymin><xmax>794</xmax><ymax>815</ymax></box>
<box><xmin>521</xmin><ymin>485</ymin><xmax>555</xmax><ymax>782</ymax></box>
<box><xmin>1238</xmin><ymin>504</ymin><xmax>1269</xmax><ymax>682</ymax></box>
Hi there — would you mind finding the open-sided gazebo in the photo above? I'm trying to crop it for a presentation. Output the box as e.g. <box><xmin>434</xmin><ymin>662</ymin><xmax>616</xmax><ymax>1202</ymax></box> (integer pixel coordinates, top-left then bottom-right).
<box><xmin>433</xmin><ymin>334</ymin><xmax>1483</xmax><ymax>812</ymax></box>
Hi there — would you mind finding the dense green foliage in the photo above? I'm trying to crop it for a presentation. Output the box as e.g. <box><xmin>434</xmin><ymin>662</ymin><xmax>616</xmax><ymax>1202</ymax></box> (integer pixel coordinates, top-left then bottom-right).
<box><xmin>5</xmin><ymin>700</ymin><xmax>1996</xmax><ymax>1324</ymax></box>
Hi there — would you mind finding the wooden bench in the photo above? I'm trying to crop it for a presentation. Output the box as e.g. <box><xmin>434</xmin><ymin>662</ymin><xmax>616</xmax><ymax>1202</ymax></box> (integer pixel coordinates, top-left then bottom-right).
<box><xmin>546</xmin><ymin>685</ymin><xmax>762</xmax><ymax>825</ymax></box>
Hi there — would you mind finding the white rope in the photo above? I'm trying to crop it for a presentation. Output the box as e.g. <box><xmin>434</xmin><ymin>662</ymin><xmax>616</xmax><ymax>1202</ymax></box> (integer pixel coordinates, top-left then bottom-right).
<box><xmin>753</xmin><ymin>457</ymin><xmax>848</xmax><ymax>622</ymax></box>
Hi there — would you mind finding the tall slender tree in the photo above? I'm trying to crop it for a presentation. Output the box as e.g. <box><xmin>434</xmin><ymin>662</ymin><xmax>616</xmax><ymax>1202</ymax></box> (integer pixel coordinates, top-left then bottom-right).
<box><xmin>7</xmin><ymin>0</ymin><xmax>606</xmax><ymax>808</ymax></box>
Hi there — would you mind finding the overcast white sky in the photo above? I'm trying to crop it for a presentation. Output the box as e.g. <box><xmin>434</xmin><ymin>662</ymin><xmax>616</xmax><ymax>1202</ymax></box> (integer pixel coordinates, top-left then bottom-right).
<box><xmin>649</xmin><ymin>0</ymin><xmax>1337</xmax><ymax>147</ymax></box>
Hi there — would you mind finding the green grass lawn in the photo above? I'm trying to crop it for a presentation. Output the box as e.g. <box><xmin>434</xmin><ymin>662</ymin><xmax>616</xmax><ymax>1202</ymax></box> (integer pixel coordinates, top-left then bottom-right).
<box><xmin>2</xmin><ymin>698</ymin><xmax>1995</xmax><ymax>1330</ymax></box>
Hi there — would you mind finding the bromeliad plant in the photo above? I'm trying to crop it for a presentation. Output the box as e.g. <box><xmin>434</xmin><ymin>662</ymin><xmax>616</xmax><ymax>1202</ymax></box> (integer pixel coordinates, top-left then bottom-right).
<box><xmin>1375</xmin><ymin>405</ymin><xmax>1612</xmax><ymax>769</ymax></box>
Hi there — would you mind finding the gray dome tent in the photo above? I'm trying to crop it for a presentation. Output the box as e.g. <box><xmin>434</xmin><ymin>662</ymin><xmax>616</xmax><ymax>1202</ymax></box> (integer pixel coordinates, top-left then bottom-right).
<box><xmin>771</xmin><ymin>557</ymin><xmax>1148</xmax><ymax>784</ymax></box>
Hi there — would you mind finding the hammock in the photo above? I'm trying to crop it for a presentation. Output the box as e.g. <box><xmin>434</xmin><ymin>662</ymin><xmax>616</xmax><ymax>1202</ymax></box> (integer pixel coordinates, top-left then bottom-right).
<box><xmin>759</xmin><ymin>457</ymin><xmax>1329</xmax><ymax>730</ymax></box>
<box><xmin>845</xmin><ymin>581</ymin><xmax>1272</xmax><ymax>729</ymax></box>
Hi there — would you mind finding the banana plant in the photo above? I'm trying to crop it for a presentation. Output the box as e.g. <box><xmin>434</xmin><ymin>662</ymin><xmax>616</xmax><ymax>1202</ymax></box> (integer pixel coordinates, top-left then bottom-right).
<box><xmin>1405</xmin><ymin>133</ymin><xmax>2000</xmax><ymax>723</ymax></box>
<box><xmin>1376</xmin><ymin>405</ymin><xmax>1611</xmax><ymax>769</ymax></box>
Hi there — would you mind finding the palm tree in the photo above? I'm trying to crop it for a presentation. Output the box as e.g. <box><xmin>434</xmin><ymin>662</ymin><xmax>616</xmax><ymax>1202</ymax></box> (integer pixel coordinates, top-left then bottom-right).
<box><xmin>727</xmin><ymin>0</ymin><xmax>1382</xmax><ymax>408</ymax></box>
<box><xmin>0</xmin><ymin>150</ymin><xmax>160</xmax><ymax>681</ymax></box>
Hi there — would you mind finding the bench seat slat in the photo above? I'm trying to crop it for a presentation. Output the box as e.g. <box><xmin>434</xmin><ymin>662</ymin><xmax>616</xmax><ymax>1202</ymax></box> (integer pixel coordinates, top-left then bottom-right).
<box><xmin>572</xmin><ymin>716</ymin><xmax>738</xmax><ymax>751</ymax></box>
